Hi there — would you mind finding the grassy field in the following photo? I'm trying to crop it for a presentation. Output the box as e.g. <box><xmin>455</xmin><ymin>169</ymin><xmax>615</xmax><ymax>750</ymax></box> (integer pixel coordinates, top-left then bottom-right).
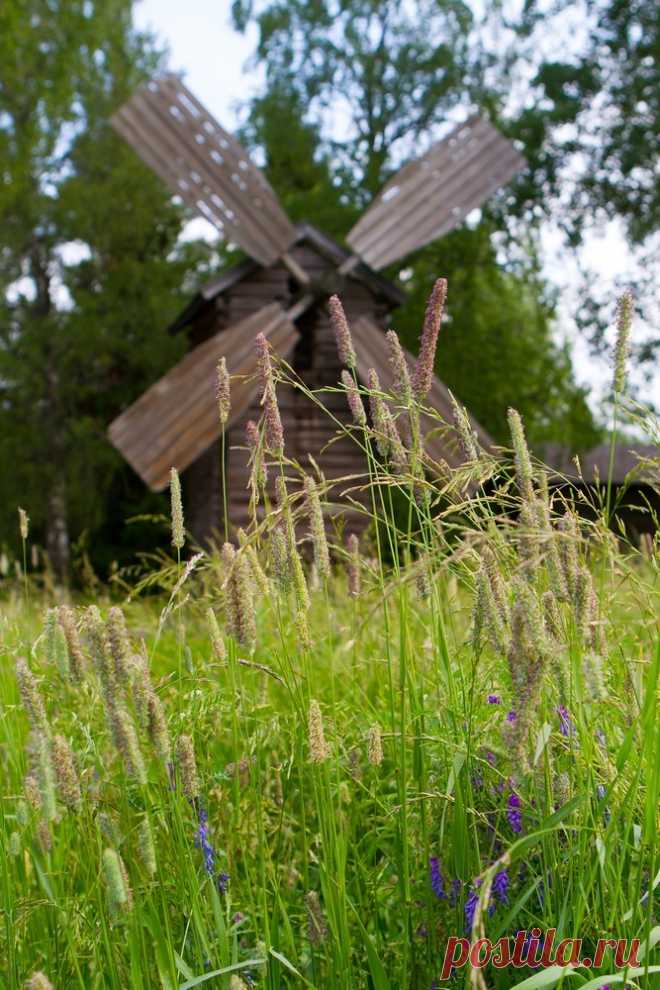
<box><xmin>1</xmin><ymin>293</ymin><xmax>658</xmax><ymax>989</ymax></box>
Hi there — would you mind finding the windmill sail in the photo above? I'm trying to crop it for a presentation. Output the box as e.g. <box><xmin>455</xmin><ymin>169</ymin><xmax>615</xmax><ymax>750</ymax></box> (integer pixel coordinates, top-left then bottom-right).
<box><xmin>346</xmin><ymin>116</ymin><xmax>524</xmax><ymax>271</ymax></box>
<box><xmin>112</xmin><ymin>74</ymin><xmax>296</xmax><ymax>265</ymax></box>
<box><xmin>108</xmin><ymin>303</ymin><xmax>298</xmax><ymax>491</ymax></box>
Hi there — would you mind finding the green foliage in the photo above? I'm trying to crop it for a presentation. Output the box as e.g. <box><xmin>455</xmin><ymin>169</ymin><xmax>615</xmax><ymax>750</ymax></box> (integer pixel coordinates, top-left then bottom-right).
<box><xmin>0</xmin><ymin>0</ymin><xmax>214</xmax><ymax>574</ymax></box>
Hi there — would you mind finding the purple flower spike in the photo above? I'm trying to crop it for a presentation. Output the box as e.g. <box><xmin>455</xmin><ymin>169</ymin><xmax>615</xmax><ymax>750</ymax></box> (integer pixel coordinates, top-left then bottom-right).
<box><xmin>506</xmin><ymin>710</ymin><xmax>517</xmax><ymax>723</ymax></box>
<box><xmin>488</xmin><ymin>694</ymin><xmax>501</xmax><ymax>704</ymax></box>
<box><xmin>464</xmin><ymin>886</ymin><xmax>480</xmax><ymax>932</ymax></box>
<box><xmin>429</xmin><ymin>856</ymin><xmax>446</xmax><ymax>900</ymax></box>
<box><xmin>507</xmin><ymin>792</ymin><xmax>523</xmax><ymax>834</ymax></box>
<box><xmin>556</xmin><ymin>705</ymin><xmax>574</xmax><ymax>737</ymax></box>
<box><xmin>492</xmin><ymin>869</ymin><xmax>509</xmax><ymax>905</ymax></box>
<box><xmin>195</xmin><ymin>807</ymin><xmax>230</xmax><ymax>894</ymax></box>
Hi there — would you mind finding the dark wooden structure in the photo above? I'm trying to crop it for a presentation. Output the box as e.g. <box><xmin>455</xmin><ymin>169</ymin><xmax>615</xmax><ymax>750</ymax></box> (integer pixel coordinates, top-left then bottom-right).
<box><xmin>545</xmin><ymin>443</ymin><xmax>660</xmax><ymax>543</ymax></box>
<box><xmin>107</xmin><ymin>75</ymin><xmax>524</xmax><ymax>543</ymax></box>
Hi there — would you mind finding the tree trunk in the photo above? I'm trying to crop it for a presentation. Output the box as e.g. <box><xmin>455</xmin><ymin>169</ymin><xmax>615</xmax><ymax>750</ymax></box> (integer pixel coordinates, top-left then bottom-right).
<box><xmin>46</xmin><ymin>478</ymin><xmax>70</xmax><ymax>582</ymax></box>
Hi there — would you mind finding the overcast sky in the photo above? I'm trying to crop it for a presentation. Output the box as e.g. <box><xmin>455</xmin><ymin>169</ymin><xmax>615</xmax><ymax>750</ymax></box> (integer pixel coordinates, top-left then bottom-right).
<box><xmin>134</xmin><ymin>0</ymin><xmax>657</xmax><ymax>416</ymax></box>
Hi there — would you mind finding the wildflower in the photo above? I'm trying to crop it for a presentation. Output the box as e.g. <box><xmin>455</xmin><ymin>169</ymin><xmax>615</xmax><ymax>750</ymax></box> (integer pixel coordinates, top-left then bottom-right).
<box><xmin>488</xmin><ymin>695</ymin><xmax>501</xmax><ymax>705</ymax></box>
<box><xmin>170</xmin><ymin>468</ymin><xmax>185</xmax><ymax>551</ymax></box>
<box><xmin>450</xmin><ymin>878</ymin><xmax>461</xmax><ymax>906</ymax></box>
<box><xmin>346</xmin><ymin>532</ymin><xmax>361</xmax><ymax>598</ymax></box>
<box><xmin>386</xmin><ymin>329</ymin><xmax>412</xmax><ymax>404</ymax></box>
<box><xmin>195</xmin><ymin>807</ymin><xmax>216</xmax><ymax>877</ymax></box>
<box><xmin>367</xmin><ymin>723</ymin><xmax>383</xmax><ymax>766</ymax></box>
<box><xmin>412</xmin><ymin>277</ymin><xmax>447</xmax><ymax>400</ymax></box>
<box><xmin>305</xmin><ymin>475</ymin><xmax>330</xmax><ymax>580</ymax></box>
<box><xmin>507</xmin><ymin>407</ymin><xmax>534</xmax><ymax>504</ymax></box>
<box><xmin>138</xmin><ymin>816</ymin><xmax>157</xmax><ymax>876</ymax></box>
<box><xmin>305</xmin><ymin>890</ymin><xmax>329</xmax><ymax>944</ymax></box>
<box><xmin>52</xmin><ymin>734</ymin><xmax>82</xmax><ymax>811</ymax></box>
<box><xmin>507</xmin><ymin>792</ymin><xmax>522</xmax><ymax>834</ymax></box>
<box><xmin>15</xmin><ymin>658</ymin><xmax>49</xmax><ymax>734</ymax></box>
<box><xmin>216</xmin><ymin>356</ymin><xmax>231</xmax><ymax>425</ymax></box>
<box><xmin>328</xmin><ymin>294</ymin><xmax>356</xmax><ymax>367</ymax></box>
<box><xmin>25</xmin><ymin>973</ymin><xmax>53</xmax><ymax>990</ymax></box>
<box><xmin>308</xmin><ymin>700</ymin><xmax>329</xmax><ymax>763</ymax></box>
<box><xmin>614</xmin><ymin>289</ymin><xmax>633</xmax><ymax>395</ymax></box>
<box><xmin>18</xmin><ymin>507</ymin><xmax>29</xmax><ymax>541</ymax></box>
<box><xmin>176</xmin><ymin>734</ymin><xmax>199</xmax><ymax>802</ymax></box>
<box><xmin>429</xmin><ymin>857</ymin><xmax>446</xmax><ymax>900</ymax></box>
<box><xmin>341</xmin><ymin>369</ymin><xmax>367</xmax><ymax>426</ymax></box>
<box><xmin>464</xmin><ymin>885</ymin><xmax>480</xmax><ymax>933</ymax></box>
<box><xmin>57</xmin><ymin>606</ymin><xmax>86</xmax><ymax>680</ymax></box>
<box><xmin>102</xmin><ymin>848</ymin><xmax>132</xmax><ymax>919</ymax></box>
<box><xmin>492</xmin><ymin>869</ymin><xmax>509</xmax><ymax>905</ymax></box>
<box><xmin>506</xmin><ymin>710</ymin><xmax>517</xmax><ymax>723</ymax></box>
<box><xmin>556</xmin><ymin>705</ymin><xmax>574</xmax><ymax>738</ymax></box>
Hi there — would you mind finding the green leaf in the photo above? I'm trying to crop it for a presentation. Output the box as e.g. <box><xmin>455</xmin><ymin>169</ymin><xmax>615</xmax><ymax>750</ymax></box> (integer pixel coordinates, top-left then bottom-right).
<box><xmin>505</xmin><ymin>965</ymin><xmax>581</xmax><ymax>989</ymax></box>
<box><xmin>178</xmin><ymin>958</ymin><xmax>264</xmax><ymax>989</ymax></box>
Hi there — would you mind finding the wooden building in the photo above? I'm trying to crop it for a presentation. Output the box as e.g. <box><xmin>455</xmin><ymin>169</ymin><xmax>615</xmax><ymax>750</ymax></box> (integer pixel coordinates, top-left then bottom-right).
<box><xmin>106</xmin><ymin>75</ymin><xmax>524</xmax><ymax>543</ymax></box>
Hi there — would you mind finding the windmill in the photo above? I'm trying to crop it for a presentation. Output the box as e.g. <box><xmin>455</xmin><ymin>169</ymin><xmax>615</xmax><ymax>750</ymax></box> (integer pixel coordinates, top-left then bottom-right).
<box><xmin>108</xmin><ymin>74</ymin><xmax>524</xmax><ymax>540</ymax></box>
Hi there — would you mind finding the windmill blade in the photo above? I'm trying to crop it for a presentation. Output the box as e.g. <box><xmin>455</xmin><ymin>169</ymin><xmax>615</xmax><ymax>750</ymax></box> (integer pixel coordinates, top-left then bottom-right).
<box><xmin>346</xmin><ymin>117</ymin><xmax>525</xmax><ymax>271</ymax></box>
<box><xmin>111</xmin><ymin>74</ymin><xmax>296</xmax><ymax>266</ymax></box>
<box><xmin>350</xmin><ymin>314</ymin><xmax>493</xmax><ymax>467</ymax></box>
<box><xmin>108</xmin><ymin>303</ymin><xmax>298</xmax><ymax>491</ymax></box>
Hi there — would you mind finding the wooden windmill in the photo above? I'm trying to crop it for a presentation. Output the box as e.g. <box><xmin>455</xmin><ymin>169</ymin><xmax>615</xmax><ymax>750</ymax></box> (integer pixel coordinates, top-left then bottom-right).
<box><xmin>108</xmin><ymin>74</ymin><xmax>524</xmax><ymax>540</ymax></box>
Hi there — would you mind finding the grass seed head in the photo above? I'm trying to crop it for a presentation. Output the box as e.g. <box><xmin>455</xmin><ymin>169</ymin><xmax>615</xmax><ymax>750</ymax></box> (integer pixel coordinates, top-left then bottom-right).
<box><xmin>138</xmin><ymin>816</ymin><xmax>157</xmax><ymax>876</ymax></box>
<box><xmin>346</xmin><ymin>532</ymin><xmax>361</xmax><ymax>598</ymax></box>
<box><xmin>25</xmin><ymin>972</ymin><xmax>53</xmax><ymax>990</ymax></box>
<box><xmin>305</xmin><ymin>889</ymin><xmax>329</xmax><ymax>943</ymax></box>
<box><xmin>216</xmin><ymin>356</ymin><xmax>231</xmax><ymax>425</ymax></box>
<box><xmin>146</xmin><ymin>690</ymin><xmax>171</xmax><ymax>766</ymax></box>
<box><xmin>386</xmin><ymin>329</ymin><xmax>412</xmax><ymax>404</ymax></box>
<box><xmin>57</xmin><ymin>606</ymin><xmax>87</xmax><ymax>680</ymax></box>
<box><xmin>614</xmin><ymin>289</ymin><xmax>633</xmax><ymax>394</ymax></box>
<box><xmin>328</xmin><ymin>294</ymin><xmax>356</xmax><ymax>368</ymax></box>
<box><xmin>368</xmin><ymin>723</ymin><xmax>383</xmax><ymax>766</ymax></box>
<box><xmin>305</xmin><ymin>475</ymin><xmax>330</xmax><ymax>580</ymax></box>
<box><xmin>175</xmin><ymin>734</ymin><xmax>199</xmax><ymax>801</ymax></box>
<box><xmin>308</xmin><ymin>700</ymin><xmax>329</xmax><ymax>763</ymax></box>
<box><xmin>106</xmin><ymin>607</ymin><xmax>133</xmax><ymax>686</ymax></box>
<box><xmin>18</xmin><ymin>506</ymin><xmax>29</xmax><ymax>541</ymax></box>
<box><xmin>169</xmin><ymin>467</ymin><xmax>185</xmax><ymax>551</ymax></box>
<box><xmin>103</xmin><ymin>848</ymin><xmax>132</xmax><ymax>918</ymax></box>
<box><xmin>15</xmin><ymin>658</ymin><xmax>49</xmax><ymax>735</ymax></box>
<box><xmin>52</xmin><ymin>734</ymin><xmax>82</xmax><ymax>811</ymax></box>
<box><xmin>507</xmin><ymin>407</ymin><xmax>535</xmax><ymax>504</ymax></box>
<box><xmin>412</xmin><ymin>277</ymin><xmax>447</xmax><ymax>400</ymax></box>
<box><xmin>341</xmin><ymin>369</ymin><xmax>367</xmax><ymax>426</ymax></box>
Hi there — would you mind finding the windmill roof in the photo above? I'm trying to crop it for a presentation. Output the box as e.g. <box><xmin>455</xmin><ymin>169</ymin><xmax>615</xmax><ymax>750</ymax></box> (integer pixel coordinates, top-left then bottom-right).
<box><xmin>167</xmin><ymin>222</ymin><xmax>405</xmax><ymax>334</ymax></box>
<box><xmin>543</xmin><ymin>442</ymin><xmax>659</xmax><ymax>486</ymax></box>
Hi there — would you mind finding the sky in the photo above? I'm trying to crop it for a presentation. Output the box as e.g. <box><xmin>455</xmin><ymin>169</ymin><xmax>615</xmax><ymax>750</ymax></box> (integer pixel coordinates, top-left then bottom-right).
<box><xmin>133</xmin><ymin>0</ymin><xmax>657</xmax><ymax>418</ymax></box>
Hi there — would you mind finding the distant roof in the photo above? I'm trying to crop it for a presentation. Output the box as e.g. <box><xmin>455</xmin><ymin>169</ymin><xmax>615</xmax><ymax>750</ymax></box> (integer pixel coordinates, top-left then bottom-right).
<box><xmin>167</xmin><ymin>221</ymin><xmax>406</xmax><ymax>334</ymax></box>
<box><xmin>544</xmin><ymin>442</ymin><xmax>659</xmax><ymax>486</ymax></box>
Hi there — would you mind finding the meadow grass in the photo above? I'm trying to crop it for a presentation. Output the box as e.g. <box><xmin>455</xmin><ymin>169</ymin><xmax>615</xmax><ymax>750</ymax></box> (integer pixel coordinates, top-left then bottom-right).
<box><xmin>0</xmin><ymin>293</ymin><xmax>658</xmax><ymax>990</ymax></box>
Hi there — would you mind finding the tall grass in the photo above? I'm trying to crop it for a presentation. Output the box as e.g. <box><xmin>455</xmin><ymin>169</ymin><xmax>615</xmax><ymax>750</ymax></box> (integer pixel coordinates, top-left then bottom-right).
<box><xmin>0</xmin><ymin>288</ymin><xmax>658</xmax><ymax>989</ymax></box>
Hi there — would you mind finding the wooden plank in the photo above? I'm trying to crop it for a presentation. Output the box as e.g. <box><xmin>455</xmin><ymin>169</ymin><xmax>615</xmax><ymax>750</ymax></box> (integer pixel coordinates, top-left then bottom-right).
<box><xmin>347</xmin><ymin>117</ymin><xmax>524</xmax><ymax>270</ymax></box>
<box><xmin>108</xmin><ymin>303</ymin><xmax>298</xmax><ymax>491</ymax></box>
<box><xmin>111</xmin><ymin>74</ymin><xmax>296</xmax><ymax>265</ymax></box>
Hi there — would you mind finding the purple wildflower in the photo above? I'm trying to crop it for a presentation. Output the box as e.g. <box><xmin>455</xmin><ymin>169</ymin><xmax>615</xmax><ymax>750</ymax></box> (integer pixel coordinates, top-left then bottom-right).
<box><xmin>506</xmin><ymin>710</ymin><xmax>517</xmax><ymax>723</ymax></box>
<box><xmin>485</xmin><ymin>751</ymin><xmax>496</xmax><ymax>766</ymax></box>
<box><xmin>416</xmin><ymin>923</ymin><xmax>429</xmax><ymax>939</ymax></box>
<box><xmin>488</xmin><ymin>694</ymin><xmax>501</xmax><ymax>704</ymax></box>
<box><xmin>450</xmin><ymin>878</ymin><xmax>461</xmax><ymax>906</ymax></box>
<box><xmin>429</xmin><ymin>856</ymin><xmax>446</xmax><ymax>900</ymax></box>
<box><xmin>597</xmin><ymin>784</ymin><xmax>606</xmax><ymax>801</ymax></box>
<box><xmin>464</xmin><ymin>885</ymin><xmax>480</xmax><ymax>932</ymax></box>
<box><xmin>507</xmin><ymin>792</ymin><xmax>523</xmax><ymax>834</ymax></box>
<box><xmin>492</xmin><ymin>869</ymin><xmax>509</xmax><ymax>905</ymax></box>
<box><xmin>556</xmin><ymin>705</ymin><xmax>574</xmax><ymax>737</ymax></box>
<box><xmin>195</xmin><ymin>807</ymin><xmax>230</xmax><ymax>894</ymax></box>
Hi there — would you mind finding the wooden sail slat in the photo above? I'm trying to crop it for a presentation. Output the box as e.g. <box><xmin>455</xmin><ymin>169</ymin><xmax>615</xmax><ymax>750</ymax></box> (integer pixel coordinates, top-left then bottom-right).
<box><xmin>108</xmin><ymin>304</ymin><xmax>298</xmax><ymax>491</ymax></box>
<box><xmin>347</xmin><ymin>118</ymin><xmax>524</xmax><ymax>270</ymax></box>
<box><xmin>111</xmin><ymin>74</ymin><xmax>296</xmax><ymax>265</ymax></box>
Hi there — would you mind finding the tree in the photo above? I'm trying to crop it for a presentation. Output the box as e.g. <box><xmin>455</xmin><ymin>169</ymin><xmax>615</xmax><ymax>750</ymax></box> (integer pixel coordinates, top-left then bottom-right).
<box><xmin>232</xmin><ymin>0</ymin><xmax>601</xmax><ymax>449</ymax></box>
<box><xmin>0</xmin><ymin>1</ymin><xmax>212</xmax><ymax>577</ymax></box>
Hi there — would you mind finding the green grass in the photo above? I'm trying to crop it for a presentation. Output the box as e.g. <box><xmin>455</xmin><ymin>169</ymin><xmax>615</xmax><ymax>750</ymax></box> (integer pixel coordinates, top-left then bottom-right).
<box><xmin>1</xmin><ymin>337</ymin><xmax>658</xmax><ymax>989</ymax></box>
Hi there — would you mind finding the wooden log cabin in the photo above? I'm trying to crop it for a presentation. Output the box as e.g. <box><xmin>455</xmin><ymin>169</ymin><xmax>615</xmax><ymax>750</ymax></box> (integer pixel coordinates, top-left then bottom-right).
<box><xmin>161</xmin><ymin>222</ymin><xmax>492</xmax><ymax>544</ymax></box>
